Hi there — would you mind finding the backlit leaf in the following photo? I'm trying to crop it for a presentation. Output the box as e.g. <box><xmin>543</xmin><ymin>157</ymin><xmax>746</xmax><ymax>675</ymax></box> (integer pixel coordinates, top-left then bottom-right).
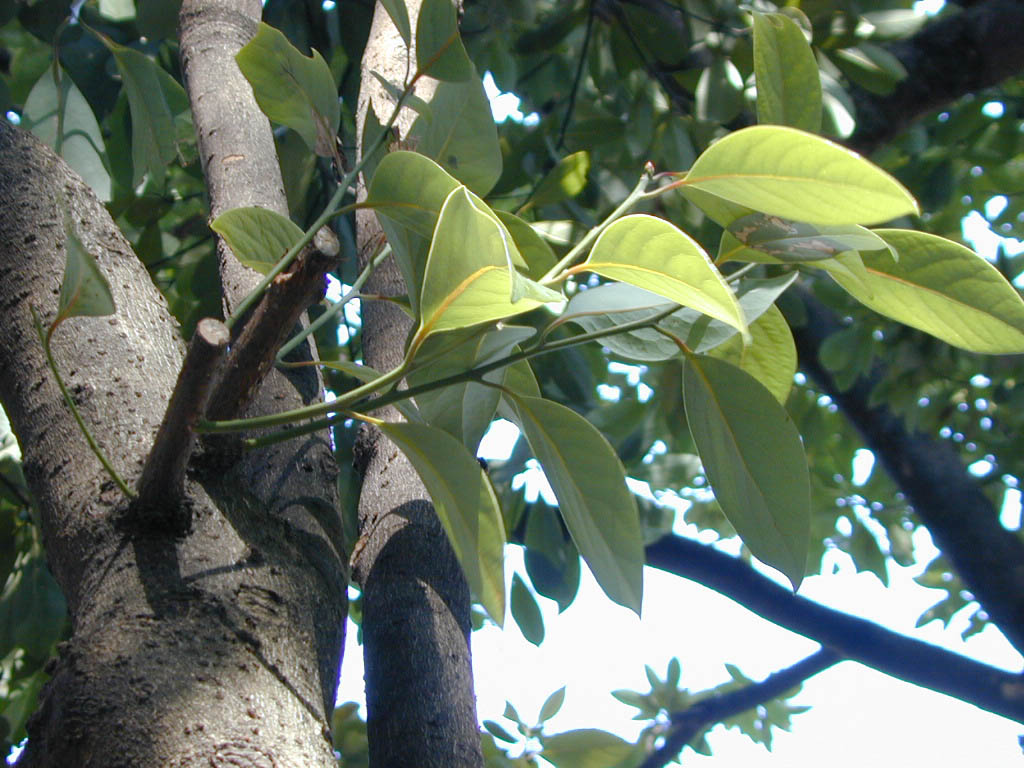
<box><xmin>683</xmin><ymin>355</ymin><xmax>809</xmax><ymax>588</ymax></box>
<box><xmin>541</xmin><ymin>729</ymin><xmax>636</xmax><ymax>768</ymax></box>
<box><xmin>581</xmin><ymin>214</ymin><xmax>748</xmax><ymax>340</ymax></box>
<box><xmin>380</xmin><ymin>422</ymin><xmax>506</xmax><ymax>624</ymax></box>
<box><xmin>827</xmin><ymin>229</ymin><xmax>1024</xmax><ymax>353</ymax></box>
<box><xmin>539</xmin><ymin>686</ymin><xmax>567</xmax><ymax>723</ymax></box>
<box><xmin>524</xmin><ymin>151</ymin><xmax>590</xmax><ymax>210</ymax></box>
<box><xmin>684</xmin><ymin>125</ymin><xmax>919</xmax><ymax>225</ymax></box>
<box><xmin>210</xmin><ymin>206</ymin><xmax>304</xmax><ymax>275</ymax></box>
<box><xmin>236</xmin><ymin>23</ymin><xmax>340</xmax><ymax>157</ymax></box>
<box><xmin>510</xmin><ymin>573</ymin><xmax>544</xmax><ymax>646</ymax></box>
<box><xmin>709</xmin><ymin>305</ymin><xmax>797</xmax><ymax>403</ymax></box>
<box><xmin>722</xmin><ymin>213</ymin><xmax>893</xmax><ymax>263</ymax></box>
<box><xmin>366</xmin><ymin>150</ymin><xmax>461</xmax><ymax>237</ymax></box>
<box><xmin>509</xmin><ymin>395</ymin><xmax>644</xmax><ymax>614</ymax></box>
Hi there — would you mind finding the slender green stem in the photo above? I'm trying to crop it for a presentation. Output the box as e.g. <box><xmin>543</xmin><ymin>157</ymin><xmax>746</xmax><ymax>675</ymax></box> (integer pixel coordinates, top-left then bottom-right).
<box><xmin>276</xmin><ymin>242</ymin><xmax>392</xmax><ymax>361</ymax></box>
<box><xmin>724</xmin><ymin>262</ymin><xmax>759</xmax><ymax>282</ymax></box>
<box><xmin>541</xmin><ymin>165</ymin><xmax>655</xmax><ymax>283</ymax></box>
<box><xmin>33</xmin><ymin>309</ymin><xmax>135</xmax><ymax>499</ymax></box>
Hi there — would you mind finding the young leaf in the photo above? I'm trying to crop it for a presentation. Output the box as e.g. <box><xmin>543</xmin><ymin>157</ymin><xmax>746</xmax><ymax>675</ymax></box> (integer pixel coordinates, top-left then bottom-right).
<box><xmin>508</xmin><ymin>395</ymin><xmax>644</xmax><ymax>614</ymax></box>
<box><xmin>22</xmin><ymin>65</ymin><xmax>112</xmax><ymax>201</ymax></box>
<box><xmin>93</xmin><ymin>33</ymin><xmax>177</xmax><ymax>188</ymax></box>
<box><xmin>236</xmin><ymin>23</ymin><xmax>340</xmax><ymax>157</ymax></box>
<box><xmin>684</xmin><ymin>125</ymin><xmax>919</xmax><ymax>226</ymax></box>
<box><xmin>417</xmin><ymin>187</ymin><xmax>559</xmax><ymax>341</ymax></box>
<box><xmin>541</xmin><ymin>729</ymin><xmax>636</xmax><ymax>768</ymax></box>
<box><xmin>380</xmin><ymin>0</ymin><xmax>412</xmax><ymax>46</ymax></box>
<box><xmin>511</xmin><ymin>573</ymin><xmax>545</xmax><ymax>646</ymax></box>
<box><xmin>538</xmin><ymin>686</ymin><xmax>567</xmax><ymax>724</ymax></box>
<box><xmin>683</xmin><ymin>355</ymin><xmax>810</xmax><ymax>588</ymax></box>
<box><xmin>723</xmin><ymin>212</ymin><xmax>893</xmax><ymax>263</ymax></box>
<box><xmin>416</xmin><ymin>0</ymin><xmax>474</xmax><ymax>81</ymax></box>
<box><xmin>581</xmin><ymin>214</ymin><xmax>748</xmax><ymax>341</ymax></box>
<box><xmin>752</xmin><ymin>12</ymin><xmax>822</xmax><ymax>132</ymax></box>
<box><xmin>827</xmin><ymin>229</ymin><xmax>1024</xmax><ymax>353</ymax></box>
<box><xmin>379</xmin><ymin>422</ymin><xmax>506</xmax><ymax>624</ymax></box>
<box><xmin>210</xmin><ymin>206</ymin><xmax>304</xmax><ymax>275</ymax></box>
<box><xmin>50</xmin><ymin>215</ymin><xmax>116</xmax><ymax>340</ymax></box>
<box><xmin>708</xmin><ymin>305</ymin><xmax>797</xmax><ymax>403</ymax></box>
<box><xmin>408</xmin><ymin>74</ymin><xmax>502</xmax><ymax>195</ymax></box>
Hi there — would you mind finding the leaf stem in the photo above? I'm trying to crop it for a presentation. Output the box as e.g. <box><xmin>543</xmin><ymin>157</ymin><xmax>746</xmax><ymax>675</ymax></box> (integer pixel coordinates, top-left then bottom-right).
<box><xmin>32</xmin><ymin>308</ymin><xmax>135</xmax><ymax>499</ymax></box>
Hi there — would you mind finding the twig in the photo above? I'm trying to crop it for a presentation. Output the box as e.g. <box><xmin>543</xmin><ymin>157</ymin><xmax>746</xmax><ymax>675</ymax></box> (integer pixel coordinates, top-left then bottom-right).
<box><xmin>637</xmin><ymin>648</ymin><xmax>841</xmax><ymax>768</ymax></box>
<box><xmin>131</xmin><ymin>317</ymin><xmax>229</xmax><ymax>532</ymax></box>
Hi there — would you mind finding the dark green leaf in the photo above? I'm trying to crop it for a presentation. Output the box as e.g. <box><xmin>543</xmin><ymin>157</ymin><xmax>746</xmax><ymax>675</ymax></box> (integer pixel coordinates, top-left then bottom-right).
<box><xmin>416</xmin><ymin>0</ymin><xmax>474</xmax><ymax>81</ymax></box>
<box><xmin>380</xmin><ymin>0</ymin><xmax>412</xmax><ymax>46</ymax></box>
<box><xmin>510</xmin><ymin>573</ymin><xmax>545</xmax><ymax>646</ymax></box>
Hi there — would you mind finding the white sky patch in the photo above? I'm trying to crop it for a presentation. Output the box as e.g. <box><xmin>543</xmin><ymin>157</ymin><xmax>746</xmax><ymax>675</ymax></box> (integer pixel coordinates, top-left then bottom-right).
<box><xmin>851</xmin><ymin>448</ymin><xmax>875</xmax><ymax>486</ymax></box>
<box><xmin>478</xmin><ymin>419</ymin><xmax>521</xmax><ymax>461</ymax></box>
<box><xmin>913</xmin><ymin>0</ymin><xmax>945</xmax><ymax>14</ymax></box>
<box><xmin>483</xmin><ymin>71</ymin><xmax>540</xmax><ymax>126</ymax></box>
<box><xmin>1001</xmin><ymin>488</ymin><xmax>1022</xmax><ymax>530</ymax></box>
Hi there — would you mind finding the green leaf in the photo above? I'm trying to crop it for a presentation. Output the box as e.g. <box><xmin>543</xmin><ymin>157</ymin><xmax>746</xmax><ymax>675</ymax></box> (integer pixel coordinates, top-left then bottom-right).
<box><xmin>524</xmin><ymin>502</ymin><xmax>581</xmax><ymax>612</ymax></box>
<box><xmin>0</xmin><ymin>553</ymin><xmax>66</xmax><ymax>659</ymax></box>
<box><xmin>541</xmin><ymin>729</ymin><xmax>635</xmax><ymax>768</ymax></box>
<box><xmin>709</xmin><ymin>305</ymin><xmax>797</xmax><ymax>403</ymax></box>
<box><xmin>416</xmin><ymin>0</ymin><xmax>474</xmax><ymax>81</ymax></box>
<box><xmin>722</xmin><ymin>213</ymin><xmax>894</xmax><ymax>263</ymax></box>
<box><xmin>380</xmin><ymin>0</ymin><xmax>411</xmax><ymax>46</ymax></box>
<box><xmin>483</xmin><ymin>719</ymin><xmax>519</xmax><ymax>744</ymax></box>
<box><xmin>366</xmin><ymin>150</ymin><xmax>461</xmax><ymax>237</ymax></box>
<box><xmin>210</xmin><ymin>206</ymin><xmax>304</xmax><ymax>275</ymax></box>
<box><xmin>696</xmin><ymin>56</ymin><xmax>744</xmax><ymax>125</ymax></box>
<box><xmin>407</xmin><ymin>325</ymin><xmax>535</xmax><ymax>450</ymax></box>
<box><xmin>684</xmin><ymin>125</ymin><xmax>919</xmax><ymax>225</ymax></box>
<box><xmin>99</xmin><ymin>0</ymin><xmax>135</xmax><ymax>21</ymax></box>
<box><xmin>495</xmin><ymin>211</ymin><xmax>558</xmax><ymax>280</ymax></box>
<box><xmin>752</xmin><ymin>12</ymin><xmax>821</xmax><ymax>132</ymax></box>
<box><xmin>409</xmin><ymin>73</ymin><xmax>502</xmax><ymax>194</ymax></box>
<box><xmin>680</xmin><ymin>185</ymin><xmax>753</xmax><ymax>228</ymax></box>
<box><xmin>417</xmin><ymin>187</ymin><xmax>561</xmax><ymax>341</ymax></box>
<box><xmin>538</xmin><ymin>686</ymin><xmax>567</xmax><ymax>724</ymax></box>
<box><xmin>826</xmin><ymin>229</ymin><xmax>1024</xmax><ymax>353</ymax></box>
<box><xmin>831</xmin><ymin>43</ymin><xmax>907</xmax><ymax>96</ymax></box>
<box><xmin>379</xmin><ymin>422</ymin><xmax>506</xmax><ymax>624</ymax></box>
<box><xmin>510</xmin><ymin>573</ymin><xmax>545</xmax><ymax>646</ymax></box>
<box><xmin>94</xmin><ymin>34</ymin><xmax>177</xmax><ymax>187</ymax></box>
<box><xmin>562</xmin><ymin>274</ymin><xmax>795</xmax><ymax>362</ymax></box>
<box><xmin>508</xmin><ymin>395</ymin><xmax>644</xmax><ymax>614</ymax></box>
<box><xmin>22</xmin><ymin>64</ymin><xmax>112</xmax><ymax>201</ymax></box>
<box><xmin>683</xmin><ymin>355</ymin><xmax>809</xmax><ymax>588</ymax></box>
<box><xmin>236</xmin><ymin>23</ymin><xmax>340</xmax><ymax>157</ymax></box>
<box><xmin>582</xmin><ymin>214</ymin><xmax>748</xmax><ymax>341</ymax></box>
<box><xmin>524</xmin><ymin>151</ymin><xmax>590</xmax><ymax>210</ymax></box>
<box><xmin>50</xmin><ymin>215</ymin><xmax>116</xmax><ymax>339</ymax></box>
<box><xmin>319</xmin><ymin>359</ymin><xmax>422</xmax><ymax>423</ymax></box>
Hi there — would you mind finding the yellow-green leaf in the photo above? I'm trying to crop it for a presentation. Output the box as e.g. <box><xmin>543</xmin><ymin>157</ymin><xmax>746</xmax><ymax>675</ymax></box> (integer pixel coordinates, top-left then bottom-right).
<box><xmin>210</xmin><ymin>206</ymin><xmax>304</xmax><ymax>275</ymax></box>
<box><xmin>752</xmin><ymin>12</ymin><xmax>821</xmax><ymax>132</ymax></box>
<box><xmin>709</xmin><ymin>305</ymin><xmax>797</xmax><ymax>403</ymax></box>
<box><xmin>51</xmin><ymin>217</ymin><xmax>116</xmax><ymax>338</ymax></box>
<box><xmin>684</xmin><ymin>125</ymin><xmax>919</xmax><ymax>225</ymax></box>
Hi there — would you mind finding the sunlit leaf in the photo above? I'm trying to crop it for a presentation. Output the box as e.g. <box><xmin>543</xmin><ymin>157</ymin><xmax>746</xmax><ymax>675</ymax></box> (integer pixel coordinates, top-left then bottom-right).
<box><xmin>416</xmin><ymin>0</ymin><xmax>474</xmax><ymax>81</ymax></box>
<box><xmin>684</xmin><ymin>125</ymin><xmax>919</xmax><ymax>225</ymax></box>
<box><xmin>709</xmin><ymin>305</ymin><xmax>797</xmax><ymax>403</ymax></box>
<box><xmin>210</xmin><ymin>206</ymin><xmax>304</xmax><ymax>275</ymax></box>
<box><xmin>683</xmin><ymin>355</ymin><xmax>809</xmax><ymax>588</ymax></box>
<box><xmin>23</xmin><ymin>64</ymin><xmax>111</xmax><ymax>201</ymax></box>
<box><xmin>366</xmin><ymin>150</ymin><xmax>461</xmax><ymax>237</ymax></box>
<box><xmin>236</xmin><ymin>23</ymin><xmax>340</xmax><ymax>156</ymax></box>
<box><xmin>418</xmin><ymin>187</ymin><xmax>561</xmax><ymax>341</ymax></box>
<box><xmin>581</xmin><ymin>214</ymin><xmax>748</xmax><ymax>340</ymax></box>
<box><xmin>827</xmin><ymin>229</ymin><xmax>1024</xmax><ymax>353</ymax></box>
<box><xmin>510</xmin><ymin>573</ymin><xmax>544</xmax><ymax>645</ymax></box>
<box><xmin>50</xmin><ymin>216</ymin><xmax>116</xmax><ymax>339</ymax></box>
<box><xmin>409</xmin><ymin>73</ymin><xmax>502</xmax><ymax>194</ymax></box>
<box><xmin>495</xmin><ymin>211</ymin><xmax>558</xmax><ymax>280</ymax></box>
<box><xmin>380</xmin><ymin>422</ymin><xmax>506</xmax><ymax>624</ymax></box>
<box><xmin>524</xmin><ymin>151</ymin><xmax>590</xmax><ymax>210</ymax></box>
<box><xmin>752</xmin><ymin>12</ymin><xmax>821</xmax><ymax>132</ymax></box>
<box><xmin>508</xmin><ymin>395</ymin><xmax>644</xmax><ymax>614</ymax></box>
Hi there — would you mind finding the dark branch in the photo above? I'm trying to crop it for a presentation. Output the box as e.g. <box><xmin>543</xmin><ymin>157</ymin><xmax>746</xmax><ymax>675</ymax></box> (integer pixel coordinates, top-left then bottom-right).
<box><xmin>645</xmin><ymin>534</ymin><xmax>1024</xmax><ymax>723</ymax></box>
<box><xmin>637</xmin><ymin>648</ymin><xmax>841</xmax><ymax>768</ymax></box>
<box><xmin>789</xmin><ymin>286</ymin><xmax>1024</xmax><ymax>656</ymax></box>
<box><xmin>850</xmin><ymin>0</ymin><xmax>1024</xmax><ymax>154</ymax></box>
<box><xmin>205</xmin><ymin>228</ymin><xmax>338</xmax><ymax>423</ymax></box>
<box><xmin>132</xmin><ymin>317</ymin><xmax>229</xmax><ymax>532</ymax></box>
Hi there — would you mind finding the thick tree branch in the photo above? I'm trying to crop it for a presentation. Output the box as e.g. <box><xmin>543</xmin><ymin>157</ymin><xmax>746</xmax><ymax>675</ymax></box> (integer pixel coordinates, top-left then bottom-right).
<box><xmin>637</xmin><ymin>648</ymin><xmax>841</xmax><ymax>768</ymax></box>
<box><xmin>645</xmin><ymin>534</ymin><xmax>1024</xmax><ymax>723</ymax></box>
<box><xmin>849</xmin><ymin>0</ymin><xmax>1024</xmax><ymax>154</ymax></box>
<box><xmin>789</xmin><ymin>286</ymin><xmax>1024</xmax><ymax>657</ymax></box>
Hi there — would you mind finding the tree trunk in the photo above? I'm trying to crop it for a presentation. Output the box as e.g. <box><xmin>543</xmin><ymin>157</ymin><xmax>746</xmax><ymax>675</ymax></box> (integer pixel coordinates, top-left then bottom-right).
<box><xmin>351</xmin><ymin>3</ymin><xmax>484</xmax><ymax>767</ymax></box>
<box><xmin>0</xmin><ymin>0</ymin><xmax>347</xmax><ymax>764</ymax></box>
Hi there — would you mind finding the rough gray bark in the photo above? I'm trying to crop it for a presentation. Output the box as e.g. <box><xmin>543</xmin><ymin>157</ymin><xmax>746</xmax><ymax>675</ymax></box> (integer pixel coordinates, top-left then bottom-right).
<box><xmin>0</xmin><ymin>1</ymin><xmax>347</xmax><ymax>764</ymax></box>
<box><xmin>351</xmin><ymin>3</ymin><xmax>483</xmax><ymax>767</ymax></box>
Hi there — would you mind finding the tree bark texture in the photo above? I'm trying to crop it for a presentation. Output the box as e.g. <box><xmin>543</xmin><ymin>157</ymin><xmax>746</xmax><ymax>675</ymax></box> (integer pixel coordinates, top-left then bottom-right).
<box><xmin>0</xmin><ymin>1</ymin><xmax>347</xmax><ymax>764</ymax></box>
<box><xmin>351</xmin><ymin>3</ymin><xmax>483</xmax><ymax>767</ymax></box>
